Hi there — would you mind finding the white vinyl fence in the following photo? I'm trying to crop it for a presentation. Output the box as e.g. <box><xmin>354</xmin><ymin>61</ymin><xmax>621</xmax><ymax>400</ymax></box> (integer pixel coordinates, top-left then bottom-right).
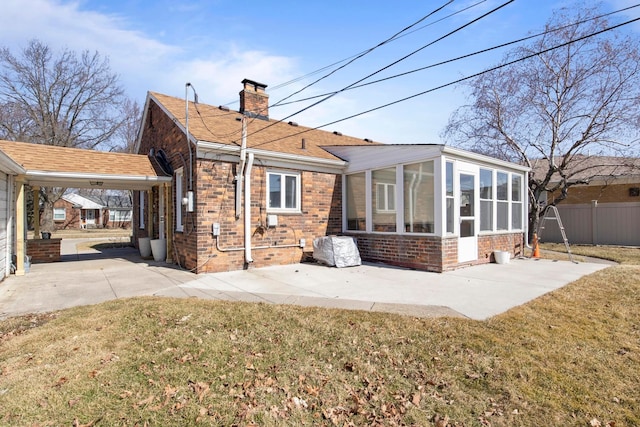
<box><xmin>539</xmin><ymin>202</ymin><xmax>640</xmax><ymax>246</ymax></box>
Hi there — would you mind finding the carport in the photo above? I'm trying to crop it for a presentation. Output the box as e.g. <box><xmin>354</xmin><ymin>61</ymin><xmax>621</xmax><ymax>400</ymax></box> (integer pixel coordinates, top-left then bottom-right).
<box><xmin>0</xmin><ymin>140</ymin><xmax>172</xmax><ymax>278</ymax></box>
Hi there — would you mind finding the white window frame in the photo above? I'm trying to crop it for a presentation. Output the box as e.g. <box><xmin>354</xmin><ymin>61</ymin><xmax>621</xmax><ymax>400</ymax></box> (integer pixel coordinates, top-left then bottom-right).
<box><xmin>53</xmin><ymin>207</ymin><xmax>66</xmax><ymax>221</ymax></box>
<box><xmin>109</xmin><ymin>210</ymin><xmax>132</xmax><ymax>222</ymax></box>
<box><xmin>139</xmin><ymin>191</ymin><xmax>145</xmax><ymax>229</ymax></box>
<box><xmin>375</xmin><ymin>182</ymin><xmax>396</xmax><ymax>213</ymax></box>
<box><xmin>479</xmin><ymin>168</ymin><xmax>494</xmax><ymax>232</ymax></box>
<box><xmin>175</xmin><ymin>167</ymin><xmax>184</xmax><ymax>232</ymax></box>
<box><xmin>267</xmin><ymin>170</ymin><xmax>301</xmax><ymax>213</ymax></box>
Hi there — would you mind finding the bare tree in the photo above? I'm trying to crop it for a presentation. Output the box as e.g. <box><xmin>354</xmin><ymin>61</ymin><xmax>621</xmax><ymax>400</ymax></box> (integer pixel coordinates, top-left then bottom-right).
<box><xmin>443</xmin><ymin>4</ymin><xmax>640</xmax><ymax>239</ymax></box>
<box><xmin>0</xmin><ymin>39</ymin><xmax>128</xmax><ymax>231</ymax></box>
<box><xmin>112</xmin><ymin>98</ymin><xmax>141</xmax><ymax>154</ymax></box>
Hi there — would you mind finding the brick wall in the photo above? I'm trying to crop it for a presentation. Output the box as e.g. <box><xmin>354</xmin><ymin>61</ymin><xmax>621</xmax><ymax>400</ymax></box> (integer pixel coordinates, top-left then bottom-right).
<box><xmin>346</xmin><ymin>232</ymin><xmax>523</xmax><ymax>273</ymax></box>
<box><xmin>27</xmin><ymin>238</ymin><xmax>61</xmax><ymax>263</ymax></box>
<box><xmin>51</xmin><ymin>199</ymin><xmax>80</xmax><ymax>230</ymax></box>
<box><xmin>135</xmin><ymin>100</ymin><xmax>343</xmax><ymax>273</ymax></box>
<box><xmin>193</xmin><ymin>162</ymin><xmax>341</xmax><ymax>273</ymax></box>
<box><xmin>477</xmin><ymin>233</ymin><xmax>524</xmax><ymax>264</ymax></box>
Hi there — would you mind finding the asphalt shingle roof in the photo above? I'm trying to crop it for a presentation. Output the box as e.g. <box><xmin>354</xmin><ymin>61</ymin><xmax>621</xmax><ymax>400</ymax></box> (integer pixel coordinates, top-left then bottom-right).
<box><xmin>0</xmin><ymin>140</ymin><xmax>163</xmax><ymax>177</ymax></box>
<box><xmin>150</xmin><ymin>92</ymin><xmax>380</xmax><ymax>161</ymax></box>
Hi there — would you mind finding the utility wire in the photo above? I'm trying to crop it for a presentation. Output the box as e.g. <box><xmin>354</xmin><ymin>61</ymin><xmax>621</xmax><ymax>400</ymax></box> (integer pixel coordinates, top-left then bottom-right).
<box><xmin>274</xmin><ymin>3</ymin><xmax>640</xmax><ymax>107</ymax></box>
<box><xmin>250</xmin><ymin>16</ymin><xmax>640</xmax><ymax>148</ymax></box>
<box><xmin>269</xmin><ymin>1</ymin><xmax>454</xmax><ymax>109</ymax></box>
<box><xmin>220</xmin><ymin>0</ymin><xmax>488</xmax><ymax>104</ymax></box>
<box><xmin>243</xmin><ymin>0</ymin><xmax>515</xmax><ymax>141</ymax></box>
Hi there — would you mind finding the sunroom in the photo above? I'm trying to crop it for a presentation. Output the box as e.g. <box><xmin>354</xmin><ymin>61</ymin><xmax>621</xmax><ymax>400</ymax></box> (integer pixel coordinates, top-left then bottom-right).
<box><xmin>324</xmin><ymin>145</ymin><xmax>530</xmax><ymax>272</ymax></box>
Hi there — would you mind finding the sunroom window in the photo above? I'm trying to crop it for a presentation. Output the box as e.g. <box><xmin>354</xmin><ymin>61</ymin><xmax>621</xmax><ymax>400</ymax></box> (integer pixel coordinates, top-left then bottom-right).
<box><xmin>404</xmin><ymin>160</ymin><xmax>434</xmax><ymax>233</ymax></box>
<box><xmin>496</xmin><ymin>171</ymin><xmax>509</xmax><ymax>230</ymax></box>
<box><xmin>511</xmin><ymin>174</ymin><xmax>523</xmax><ymax>230</ymax></box>
<box><xmin>346</xmin><ymin>172</ymin><xmax>366</xmax><ymax>231</ymax></box>
<box><xmin>479</xmin><ymin>169</ymin><xmax>493</xmax><ymax>231</ymax></box>
<box><xmin>372</xmin><ymin>167</ymin><xmax>396</xmax><ymax>232</ymax></box>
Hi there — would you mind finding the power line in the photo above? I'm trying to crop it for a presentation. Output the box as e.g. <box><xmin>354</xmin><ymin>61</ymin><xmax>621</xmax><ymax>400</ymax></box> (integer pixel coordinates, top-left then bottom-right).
<box><xmin>250</xmin><ymin>16</ymin><xmax>640</xmax><ymax>148</ymax></box>
<box><xmin>269</xmin><ymin>1</ymin><xmax>454</xmax><ymax>109</ymax></box>
<box><xmin>244</xmin><ymin>0</ymin><xmax>515</xmax><ymax>141</ymax></box>
<box><xmin>273</xmin><ymin>3</ymin><xmax>640</xmax><ymax>107</ymax></box>
<box><xmin>219</xmin><ymin>0</ymin><xmax>489</xmax><ymax>105</ymax></box>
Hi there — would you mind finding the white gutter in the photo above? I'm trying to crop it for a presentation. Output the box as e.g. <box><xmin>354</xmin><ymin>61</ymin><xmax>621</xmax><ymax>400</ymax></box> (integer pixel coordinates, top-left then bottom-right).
<box><xmin>441</xmin><ymin>146</ymin><xmax>530</xmax><ymax>172</ymax></box>
<box><xmin>244</xmin><ymin>152</ymin><xmax>254</xmax><ymax>264</ymax></box>
<box><xmin>197</xmin><ymin>141</ymin><xmax>348</xmax><ymax>169</ymax></box>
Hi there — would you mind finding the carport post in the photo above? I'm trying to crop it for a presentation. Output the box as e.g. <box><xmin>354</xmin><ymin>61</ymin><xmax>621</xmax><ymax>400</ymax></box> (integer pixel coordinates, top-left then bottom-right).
<box><xmin>32</xmin><ymin>186</ymin><xmax>40</xmax><ymax>238</ymax></box>
<box><xmin>15</xmin><ymin>176</ymin><xmax>25</xmax><ymax>276</ymax></box>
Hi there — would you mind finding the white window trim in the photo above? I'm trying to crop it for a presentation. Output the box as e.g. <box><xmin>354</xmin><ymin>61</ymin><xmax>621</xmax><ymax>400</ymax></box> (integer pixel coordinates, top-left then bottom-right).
<box><xmin>139</xmin><ymin>191</ymin><xmax>145</xmax><ymax>230</ymax></box>
<box><xmin>53</xmin><ymin>207</ymin><xmax>66</xmax><ymax>221</ymax></box>
<box><xmin>267</xmin><ymin>170</ymin><xmax>301</xmax><ymax>213</ymax></box>
<box><xmin>375</xmin><ymin>182</ymin><xmax>396</xmax><ymax>213</ymax></box>
<box><xmin>109</xmin><ymin>210</ymin><xmax>132</xmax><ymax>222</ymax></box>
<box><xmin>175</xmin><ymin>167</ymin><xmax>184</xmax><ymax>232</ymax></box>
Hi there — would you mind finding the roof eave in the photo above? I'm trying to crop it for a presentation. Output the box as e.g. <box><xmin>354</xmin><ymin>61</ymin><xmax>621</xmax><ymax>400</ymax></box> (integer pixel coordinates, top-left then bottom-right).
<box><xmin>441</xmin><ymin>146</ymin><xmax>531</xmax><ymax>172</ymax></box>
<box><xmin>25</xmin><ymin>170</ymin><xmax>172</xmax><ymax>190</ymax></box>
<box><xmin>197</xmin><ymin>141</ymin><xmax>348</xmax><ymax>173</ymax></box>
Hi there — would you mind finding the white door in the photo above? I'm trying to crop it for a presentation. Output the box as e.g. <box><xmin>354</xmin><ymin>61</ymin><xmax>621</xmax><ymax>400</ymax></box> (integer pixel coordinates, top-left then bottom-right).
<box><xmin>458</xmin><ymin>164</ymin><xmax>478</xmax><ymax>263</ymax></box>
<box><xmin>85</xmin><ymin>210</ymin><xmax>96</xmax><ymax>225</ymax></box>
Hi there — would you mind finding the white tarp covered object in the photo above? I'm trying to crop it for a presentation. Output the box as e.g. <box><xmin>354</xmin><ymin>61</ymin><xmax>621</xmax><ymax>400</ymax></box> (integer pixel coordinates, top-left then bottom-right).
<box><xmin>313</xmin><ymin>236</ymin><xmax>361</xmax><ymax>268</ymax></box>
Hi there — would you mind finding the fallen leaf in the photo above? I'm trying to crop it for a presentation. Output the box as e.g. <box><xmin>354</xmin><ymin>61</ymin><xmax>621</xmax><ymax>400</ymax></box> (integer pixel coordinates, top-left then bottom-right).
<box><xmin>136</xmin><ymin>394</ymin><xmax>155</xmax><ymax>407</ymax></box>
<box><xmin>412</xmin><ymin>392</ymin><xmax>421</xmax><ymax>406</ymax></box>
<box><xmin>53</xmin><ymin>377</ymin><xmax>68</xmax><ymax>388</ymax></box>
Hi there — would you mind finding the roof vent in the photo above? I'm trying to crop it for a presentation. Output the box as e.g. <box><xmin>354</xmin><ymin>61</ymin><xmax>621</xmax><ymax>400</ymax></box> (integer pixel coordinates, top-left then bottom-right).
<box><xmin>235</xmin><ymin>116</ymin><xmax>242</xmax><ymax>121</ymax></box>
<box><xmin>364</xmin><ymin>138</ymin><xmax>372</xmax><ymax>142</ymax></box>
<box><xmin>288</xmin><ymin>121</ymin><xmax>298</xmax><ymax>127</ymax></box>
<box><xmin>301</xmin><ymin>138</ymin><xmax>306</xmax><ymax>149</ymax></box>
<box><xmin>219</xmin><ymin>105</ymin><xmax>230</xmax><ymax>111</ymax></box>
<box><xmin>333</xmin><ymin>131</ymin><xmax>342</xmax><ymax>136</ymax></box>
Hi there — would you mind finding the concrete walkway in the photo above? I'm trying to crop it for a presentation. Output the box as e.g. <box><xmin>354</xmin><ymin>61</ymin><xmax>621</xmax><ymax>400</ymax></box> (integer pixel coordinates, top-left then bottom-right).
<box><xmin>0</xmin><ymin>238</ymin><xmax>612</xmax><ymax>320</ymax></box>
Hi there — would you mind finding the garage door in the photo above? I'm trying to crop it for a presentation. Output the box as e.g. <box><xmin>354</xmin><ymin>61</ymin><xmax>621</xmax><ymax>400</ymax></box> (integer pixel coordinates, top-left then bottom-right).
<box><xmin>0</xmin><ymin>172</ymin><xmax>9</xmax><ymax>279</ymax></box>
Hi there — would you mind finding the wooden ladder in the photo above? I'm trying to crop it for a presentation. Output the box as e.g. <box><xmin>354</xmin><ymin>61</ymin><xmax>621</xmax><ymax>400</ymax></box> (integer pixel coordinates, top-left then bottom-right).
<box><xmin>536</xmin><ymin>205</ymin><xmax>577</xmax><ymax>263</ymax></box>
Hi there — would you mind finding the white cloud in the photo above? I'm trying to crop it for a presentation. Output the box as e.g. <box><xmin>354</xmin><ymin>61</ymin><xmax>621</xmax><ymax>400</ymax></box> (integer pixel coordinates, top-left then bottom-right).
<box><xmin>0</xmin><ymin>0</ymin><xmax>304</xmax><ymax>108</ymax></box>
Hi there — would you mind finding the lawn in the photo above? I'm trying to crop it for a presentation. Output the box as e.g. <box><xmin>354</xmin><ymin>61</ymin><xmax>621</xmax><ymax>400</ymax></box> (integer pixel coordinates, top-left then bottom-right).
<box><xmin>1</xmin><ymin>247</ymin><xmax>639</xmax><ymax>426</ymax></box>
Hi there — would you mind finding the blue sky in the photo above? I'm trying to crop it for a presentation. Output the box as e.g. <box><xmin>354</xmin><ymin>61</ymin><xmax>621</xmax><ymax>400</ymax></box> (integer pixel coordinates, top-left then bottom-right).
<box><xmin>1</xmin><ymin>0</ymin><xmax>637</xmax><ymax>144</ymax></box>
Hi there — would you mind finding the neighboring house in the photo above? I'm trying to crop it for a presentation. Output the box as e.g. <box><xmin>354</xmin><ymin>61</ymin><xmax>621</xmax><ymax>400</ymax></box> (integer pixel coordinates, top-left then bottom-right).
<box><xmin>133</xmin><ymin>79</ymin><xmax>529</xmax><ymax>274</ymax></box>
<box><xmin>51</xmin><ymin>193</ymin><xmax>132</xmax><ymax>230</ymax></box>
<box><xmin>533</xmin><ymin>155</ymin><xmax>640</xmax><ymax>246</ymax></box>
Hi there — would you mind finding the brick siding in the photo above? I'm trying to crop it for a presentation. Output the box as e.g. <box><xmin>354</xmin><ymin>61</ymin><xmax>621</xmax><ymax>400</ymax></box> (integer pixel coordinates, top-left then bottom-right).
<box><xmin>346</xmin><ymin>232</ymin><xmax>523</xmax><ymax>273</ymax></box>
<box><xmin>27</xmin><ymin>238</ymin><xmax>61</xmax><ymax>263</ymax></box>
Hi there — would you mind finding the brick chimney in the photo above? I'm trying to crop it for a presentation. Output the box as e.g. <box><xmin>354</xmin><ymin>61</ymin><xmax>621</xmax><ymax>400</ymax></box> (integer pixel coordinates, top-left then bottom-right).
<box><xmin>239</xmin><ymin>78</ymin><xmax>269</xmax><ymax>120</ymax></box>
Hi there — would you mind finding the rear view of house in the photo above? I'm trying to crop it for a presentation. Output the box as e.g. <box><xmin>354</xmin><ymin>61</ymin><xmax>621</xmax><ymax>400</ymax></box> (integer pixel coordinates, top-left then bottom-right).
<box><xmin>133</xmin><ymin>79</ymin><xmax>528</xmax><ymax>274</ymax></box>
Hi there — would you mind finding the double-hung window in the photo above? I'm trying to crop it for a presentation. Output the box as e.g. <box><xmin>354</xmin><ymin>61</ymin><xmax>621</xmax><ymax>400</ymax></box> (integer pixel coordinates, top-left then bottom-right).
<box><xmin>268</xmin><ymin>171</ymin><xmax>301</xmax><ymax>212</ymax></box>
<box><xmin>53</xmin><ymin>208</ymin><xmax>66</xmax><ymax>221</ymax></box>
<box><xmin>109</xmin><ymin>210</ymin><xmax>132</xmax><ymax>222</ymax></box>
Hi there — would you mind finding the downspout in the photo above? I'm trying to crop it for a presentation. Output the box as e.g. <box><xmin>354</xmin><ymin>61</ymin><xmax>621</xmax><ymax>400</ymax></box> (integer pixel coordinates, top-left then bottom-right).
<box><xmin>244</xmin><ymin>152</ymin><xmax>254</xmax><ymax>264</ymax></box>
<box><xmin>236</xmin><ymin>116</ymin><xmax>247</xmax><ymax>219</ymax></box>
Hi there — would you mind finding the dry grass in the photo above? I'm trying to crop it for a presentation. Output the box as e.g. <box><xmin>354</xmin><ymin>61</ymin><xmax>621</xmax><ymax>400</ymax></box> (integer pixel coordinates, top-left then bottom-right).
<box><xmin>540</xmin><ymin>242</ymin><xmax>640</xmax><ymax>265</ymax></box>
<box><xmin>1</xmin><ymin>247</ymin><xmax>639</xmax><ymax>426</ymax></box>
